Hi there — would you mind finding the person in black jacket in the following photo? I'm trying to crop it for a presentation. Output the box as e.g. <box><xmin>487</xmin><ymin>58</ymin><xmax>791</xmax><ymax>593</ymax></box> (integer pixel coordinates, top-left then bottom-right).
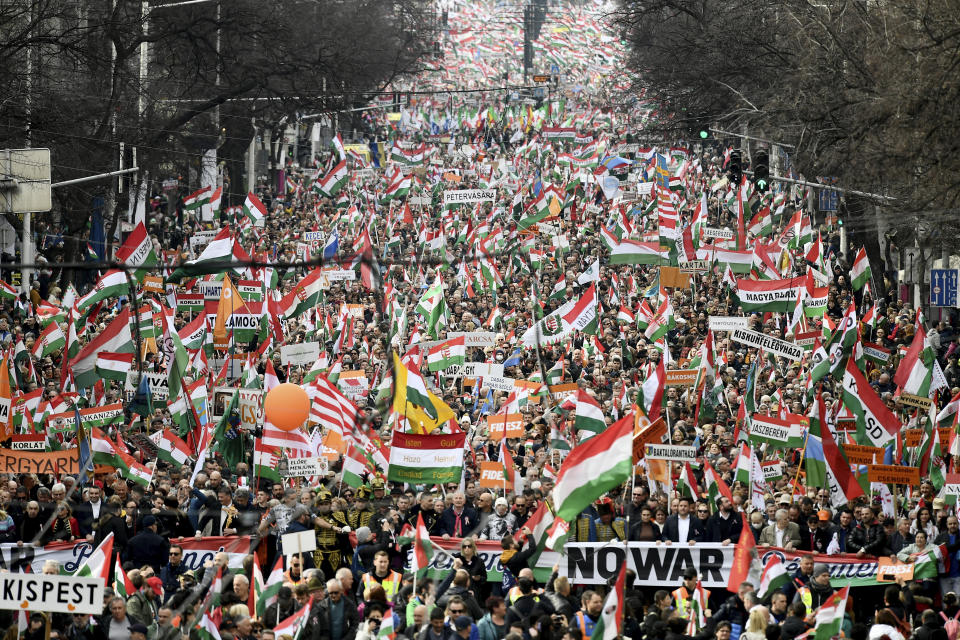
<box><xmin>712</xmin><ymin>583</ymin><xmax>752</xmax><ymax>630</ymax></box>
<box><xmin>660</xmin><ymin>497</ymin><xmax>705</xmax><ymax>544</ymax></box>
<box><xmin>505</xmin><ymin>578</ymin><xmax>554</xmax><ymax>626</ymax></box>
<box><xmin>848</xmin><ymin>505</ymin><xmax>888</xmax><ymax>557</ymax></box>
<box><xmin>263</xmin><ymin>586</ymin><xmax>298</xmax><ymax>630</ymax></box>
<box><xmin>705</xmin><ymin>497</ymin><xmax>741</xmax><ymax>543</ymax></box>
<box><xmin>305</xmin><ymin>579</ymin><xmax>360</xmax><ymax>640</ymax></box>
<box><xmin>93</xmin><ymin>496</ymin><xmax>128</xmax><ymax>559</ymax></box>
<box><xmin>125</xmin><ymin>515</ymin><xmax>170</xmax><ymax>574</ymax></box>
<box><xmin>780</xmin><ymin>603</ymin><xmax>810</xmax><ymax>640</ymax></box>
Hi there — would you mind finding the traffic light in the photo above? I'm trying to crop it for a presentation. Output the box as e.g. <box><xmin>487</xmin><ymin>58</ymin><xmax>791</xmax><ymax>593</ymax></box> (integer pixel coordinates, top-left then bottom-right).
<box><xmin>753</xmin><ymin>150</ymin><xmax>770</xmax><ymax>193</ymax></box>
<box><xmin>729</xmin><ymin>151</ymin><xmax>742</xmax><ymax>184</ymax></box>
<box><xmin>699</xmin><ymin>130</ymin><xmax>709</xmax><ymax>139</ymax></box>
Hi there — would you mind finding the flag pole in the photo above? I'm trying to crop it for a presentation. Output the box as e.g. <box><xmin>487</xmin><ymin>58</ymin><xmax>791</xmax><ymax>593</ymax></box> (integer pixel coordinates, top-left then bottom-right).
<box><xmin>790</xmin><ymin>430</ymin><xmax>809</xmax><ymax>503</ymax></box>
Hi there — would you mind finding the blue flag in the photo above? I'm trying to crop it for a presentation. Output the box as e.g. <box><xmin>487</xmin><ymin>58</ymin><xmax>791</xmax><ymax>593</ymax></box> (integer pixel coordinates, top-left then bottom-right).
<box><xmin>323</xmin><ymin>231</ymin><xmax>339</xmax><ymax>260</ymax></box>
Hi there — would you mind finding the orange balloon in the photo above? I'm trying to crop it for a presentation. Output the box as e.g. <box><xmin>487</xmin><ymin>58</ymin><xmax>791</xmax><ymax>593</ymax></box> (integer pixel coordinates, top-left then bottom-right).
<box><xmin>264</xmin><ymin>383</ymin><xmax>310</xmax><ymax>432</ymax></box>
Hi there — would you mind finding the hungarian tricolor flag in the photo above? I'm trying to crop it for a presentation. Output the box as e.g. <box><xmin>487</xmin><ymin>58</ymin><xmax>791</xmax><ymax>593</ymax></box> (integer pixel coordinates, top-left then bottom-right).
<box><xmin>412</xmin><ymin>512</ymin><xmax>434</xmax><ymax>577</ymax></box>
<box><xmin>590</xmin><ymin>563</ymin><xmax>625</xmax><ymax>640</ymax></box>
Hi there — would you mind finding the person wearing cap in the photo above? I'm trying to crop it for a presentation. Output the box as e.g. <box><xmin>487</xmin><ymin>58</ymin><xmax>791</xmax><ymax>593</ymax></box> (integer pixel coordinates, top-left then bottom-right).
<box><xmin>129</xmin><ymin>623</ymin><xmax>149</xmax><ymax>640</ymax></box>
<box><xmin>813</xmin><ymin>510</ymin><xmax>839</xmax><ymax>554</ymax></box>
<box><xmin>478</xmin><ymin>497</ymin><xmax>516</xmax><ymax>541</ymax></box>
<box><xmin>125</xmin><ymin>514</ymin><xmax>170</xmax><ymax>575</ymax></box>
<box><xmin>792</xmin><ymin>564</ymin><xmax>835</xmax><ymax>611</ymax></box>
<box><xmin>671</xmin><ymin>568</ymin><xmax>706</xmax><ymax>628</ymax></box>
<box><xmin>451</xmin><ymin>615</ymin><xmax>474</xmax><ymax>640</ymax></box>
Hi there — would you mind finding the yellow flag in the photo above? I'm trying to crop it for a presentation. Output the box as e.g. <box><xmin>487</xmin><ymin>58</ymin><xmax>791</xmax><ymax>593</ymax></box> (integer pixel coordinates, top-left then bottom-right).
<box><xmin>548</xmin><ymin>196</ymin><xmax>562</xmax><ymax>217</ymax></box>
<box><xmin>214</xmin><ymin>275</ymin><xmax>242</xmax><ymax>345</ymax></box>
<box><xmin>404</xmin><ymin>389</ymin><xmax>455</xmax><ymax>434</ymax></box>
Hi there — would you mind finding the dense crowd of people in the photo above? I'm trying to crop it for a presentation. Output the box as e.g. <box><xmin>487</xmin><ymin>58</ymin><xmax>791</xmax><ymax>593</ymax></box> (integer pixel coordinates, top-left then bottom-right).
<box><xmin>4</xmin><ymin>2</ymin><xmax>960</xmax><ymax>640</ymax></box>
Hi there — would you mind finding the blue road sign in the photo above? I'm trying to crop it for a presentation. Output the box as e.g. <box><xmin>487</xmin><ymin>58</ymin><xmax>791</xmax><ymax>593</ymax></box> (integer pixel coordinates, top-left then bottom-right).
<box><xmin>818</xmin><ymin>188</ymin><xmax>839</xmax><ymax>212</ymax></box>
<box><xmin>550</xmin><ymin>63</ymin><xmax>560</xmax><ymax>75</ymax></box>
<box><xmin>930</xmin><ymin>268</ymin><xmax>959</xmax><ymax>307</ymax></box>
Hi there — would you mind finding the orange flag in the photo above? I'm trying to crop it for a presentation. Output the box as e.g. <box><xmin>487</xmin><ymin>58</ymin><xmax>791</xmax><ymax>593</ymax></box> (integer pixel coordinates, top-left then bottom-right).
<box><xmin>213</xmin><ymin>275</ymin><xmax>242</xmax><ymax>346</ymax></box>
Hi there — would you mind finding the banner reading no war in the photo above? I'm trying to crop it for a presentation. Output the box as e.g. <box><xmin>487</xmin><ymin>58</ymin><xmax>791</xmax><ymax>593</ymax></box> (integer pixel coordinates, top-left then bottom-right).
<box><xmin>558</xmin><ymin>542</ymin><xmax>883</xmax><ymax>588</ymax></box>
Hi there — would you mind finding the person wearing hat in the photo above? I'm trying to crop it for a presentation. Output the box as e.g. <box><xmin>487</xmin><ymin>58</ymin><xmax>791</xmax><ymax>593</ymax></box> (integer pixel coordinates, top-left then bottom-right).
<box><xmin>125</xmin><ymin>514</ymin><xmax>170</xmax><ymax>575</ymax></box>
<box><xmin>263</xmin><ymin>586</ymin><xmax>298</xmax><ymax>630</ymax></box>
<box><xmin>590</xmin><ymin>497</ymin><xmax>626</xmax><ymax>542</ymax></box>
<box><xmin>126</xmin><ymin>573</ymin><xmax>159</xmax><ymax>628</ymax></box>
<box><xmin>792</xmin><ymin>564</ymin><xmax>835</xmax><ymax>611</ymax></box>
<box><xmin>129</xmin><ymin>623</ymin><xmax>149</xmax><ymax>640</ymax></box>
<box><xmin>313</xmin><ymin>489</ymin><xmax>348</xmax><ymax>579</ymax></box>
<box><xmin>478</xmin><ymin>497</ymin><xmax>516</xmax><ymax>541</ymax></box>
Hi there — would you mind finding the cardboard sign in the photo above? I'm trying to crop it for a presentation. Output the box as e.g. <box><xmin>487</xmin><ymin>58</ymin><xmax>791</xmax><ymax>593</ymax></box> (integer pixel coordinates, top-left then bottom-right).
<box><xmin>282</xmin><ymin>456</ymin><xmax>328</xmax><ymax>478</ymax></box>
<box><xmin>899</xmin><ymin>393</ymin><xmax>933</xmax><ymax>410</ymax></box>
<box><xmin>341</xmin><ymin>304</ymin><xmax>364</xmax><ymax>318</ymax></box>
<box><xmin>10</xmin><ymin>434</ymin><xmax>46</xmax><ymax>451</ymax></box>
<box><xmin>665</xmin><ymin>369</ymin><xmax>698</xmax><ymax>387</ymax></box>
<box><xmin>142</xmin><ymin>275</ymin><xmax>165</xmax><ymax>294</ymax></box>
<box><xmin>877</xmin><ymin>557</ymin><xmax>914</xmax><ymax>583</ymax></box>
<box><xmin>478</xmin><ymin>461</ymin><xmax>507</xmax><ymax>488</ymax></box>
<box><xmin>659</xmin><ymin>266</ymin><xmax>690</xmax><ymax>289</ymax></box>
<box><xmin>238</xmin><ymin>389</ymin><xmax>263</xmax><ymax>431</ymax></box>
<box><xmin>443</xmin><ymin>172</ymin><xmax>463</xmax><ymax>183</ymax></box>
<box><xmin>842</xmin><ymin>444</ymin><xmax>883</xmax><ymax>465</ymax></box>
<box><xmin>940</xmin><ymin>428</ymin><xmax>955</xmax><ymax>447</ymax></box>
<box><xmin>708</xmin><ymin>316</ymin><xmax>750</xmax><ymax>332</ymax></box>
<box><xmin>0</xmin><ymin>450</ymin><xmax>78</xmax><ymax>475</ymax></box>
<box><xmin>548</xmin><ymin>383</ymin><xmax>579</xmax><ymax>402</ymax></box>
<box><xmin>482</xmin><ymin>376</ymin><xmax>516</xmax><ymax>392</ymax></box>
<box><xmin>644</xmin><ymin>444</ymin><xmax>697</xmax><ymax>462</ymax></box>
<box><xmin>633</xmin><ymin>418</ymin><xmax>668</xmax><ymax>463</ymax></box>
<box><xmin>836</xmin><ymin>417</ymin><xmax>858</xmax><ymax>431</ymax></box>
<box><xmin>0</xmin><ymin>573</ymin><xmax>103</xmax><ymax>614</ymax></box>
<box><xmin>281</xmin><ymin>530</ymin><xmax>317</xmax><ymax>557</ymax></box>
<box><xmin>488</xmin><ymin>414</ymin><xmax>524</xmax><ymax>440</ymax></box>
<box><xmin>280</xmin><ymin>342</ymin><xmax>321</xmax><ymax>366</ymax></box>
<box><xmin>123</xmin><ymin>371</ymin><xmax>170</xmax><ymax>401</ymax></box>
<box><xmin>862</xmin><ymin>342</ymin><xmax>891</xmax><ymax>364</ymax></box>
<box><xmin>761</xmin><ymin>460</ymin><xmax>784</xmax><ymax>481</ymax></box>
<box><xmin>903</xmin><ymin>429</ymin><xmax>923</xmax><ymax>448</ymax></box>
<box><xmin>868</xmin><ymin>464</ymin><xmax>920</xmax><ymax>485</ymax></box>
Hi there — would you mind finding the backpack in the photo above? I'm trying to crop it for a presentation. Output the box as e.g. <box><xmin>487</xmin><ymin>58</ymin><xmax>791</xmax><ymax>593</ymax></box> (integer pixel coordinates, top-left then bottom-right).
<box><xmin>941</xmin><ymin>611</ymin><xmax>960</xmax><ymax>640</ymax></box>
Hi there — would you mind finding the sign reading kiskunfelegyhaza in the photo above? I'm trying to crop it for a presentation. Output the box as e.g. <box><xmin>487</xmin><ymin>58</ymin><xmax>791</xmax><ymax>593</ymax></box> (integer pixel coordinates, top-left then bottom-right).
<box><xmin>730</xmin><ymin>328</ymin><xmax>804</xmax><ymax>361</ymax></box>
<box><xmin>442</xmin><ymin>189</ymin><xmax>496</xmax><ymax>206</ymax></box>
<box><xmin>0</xmin><ymin>573</ymin><xmax>103</xmax><ymax>614</ymax></box>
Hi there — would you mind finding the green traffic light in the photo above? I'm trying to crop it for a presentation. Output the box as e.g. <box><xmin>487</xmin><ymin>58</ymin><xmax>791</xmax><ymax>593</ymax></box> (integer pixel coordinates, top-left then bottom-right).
<box><xmin>699</xmin><ymin>130</ymin><xmax>708</xmax><ymax>139</ymax></box>
<box><xmin>757</xmin><ymin>179</ymin><xmax>767</xmax><ymax>190</ymax></box>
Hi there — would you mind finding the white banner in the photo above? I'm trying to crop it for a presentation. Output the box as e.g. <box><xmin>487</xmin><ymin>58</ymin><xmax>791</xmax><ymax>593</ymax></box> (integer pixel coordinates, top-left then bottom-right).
<box><xmin>442</xmin><ymin>189</ymin><xmax>497</xmax><ymax>206</ymax></box>
<box><xmin>447</xmin><ymin>331</ymin><xmax>497</xmax><ymax>347</ymax></box>
<box><xmin>281</xmin><ymin>342</ymin><xmax>321</xmax><ymax>366</ymax></box>
<box><xmin>0</xmin><ymin>574</ymin><xmax>103</xmax><ymax>614</ymax></box>
<box><xmin>708</xmin><ymin>316</ymin><xmax>750</xmax><ymax>332</ymax></box>
<box><xmin>644</xmin><ymin>444</ymin><xmax>697</xmax><ymax>461</ymax></box>
<box><xmin>731</xmin><ymin>328</ymin><xmax>805</xmax><ymax>361</ymax></box>
<box><xmin>282</xmin><ymin>456</ymin><xmax>329</xmax><ymax>478</ymax></box>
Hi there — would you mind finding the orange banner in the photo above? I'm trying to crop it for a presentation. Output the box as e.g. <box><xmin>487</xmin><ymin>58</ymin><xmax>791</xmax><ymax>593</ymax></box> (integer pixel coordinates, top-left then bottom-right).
<box><xmin>478</xmin><ymin>461</ymin><xmax>506</xmax><ymax>488</ymax></box>
<box><xmin>867</xmin><ymin>464</ymin><xmax>920</xmax><ymax>486</ymax></box>
<box><xmin>488</xmin><ymin>413</ymin><xmax>524</xmax><ymax>440</ymax></box>
<box><xmin>0</xmin><ymin>449</ymin><xmax>79</xmax><ymax>475</ymax></box>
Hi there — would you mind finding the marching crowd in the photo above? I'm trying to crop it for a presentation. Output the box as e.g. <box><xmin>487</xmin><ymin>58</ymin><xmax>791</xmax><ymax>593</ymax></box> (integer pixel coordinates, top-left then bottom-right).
<box><xmin>4</xmin><ymin>2</ymin><xmax>960</xmax><ymax>640</ymax></box>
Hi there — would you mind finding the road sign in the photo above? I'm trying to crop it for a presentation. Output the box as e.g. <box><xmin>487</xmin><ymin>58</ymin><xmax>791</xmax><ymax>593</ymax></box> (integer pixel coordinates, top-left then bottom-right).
<box><xmin>533</xmin><ymin>74</ymin><xmax>550</xmax><ymax>83</ymax></box>
<box><xmin>930</xmin><ymin>268</ymin><xmax>959</xmax><ymax>307</ymax></box>
<box><xmin>817</xmin><ymin>177</ymin><xmax>839</xmax><ymax>212</ymax></box>
<box><xmin>0</xmin><ymin>149</ymin><xmax>52</xmax><ymax>213</ymax></box>
<box><xmin>550</xmin><ymin>63</ymin><xmax>560</xmax><ymax>74</ymax></box>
